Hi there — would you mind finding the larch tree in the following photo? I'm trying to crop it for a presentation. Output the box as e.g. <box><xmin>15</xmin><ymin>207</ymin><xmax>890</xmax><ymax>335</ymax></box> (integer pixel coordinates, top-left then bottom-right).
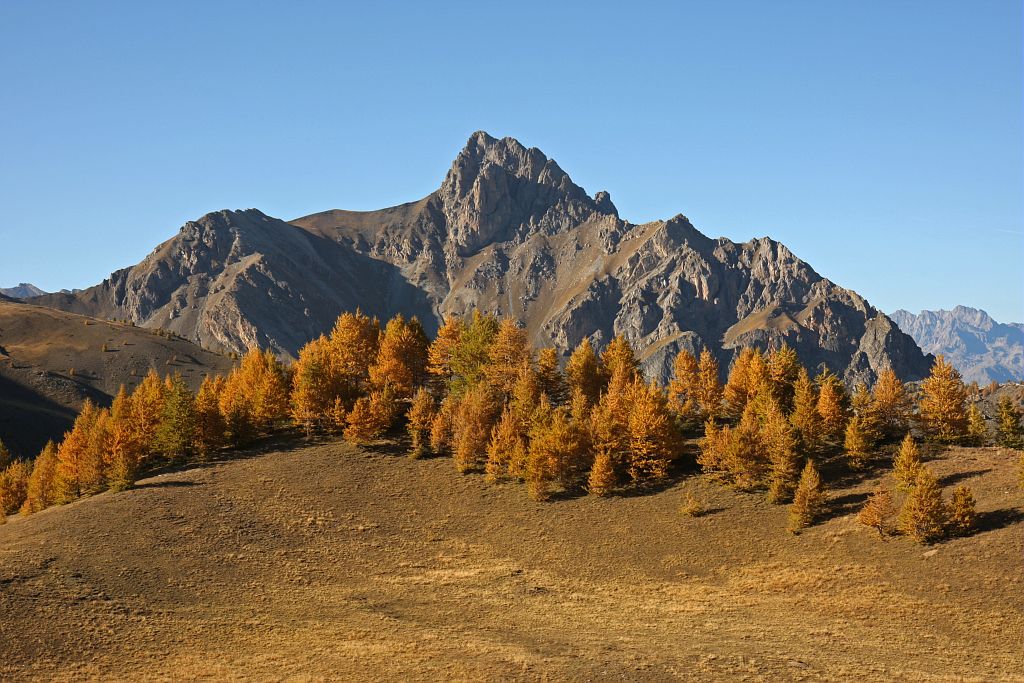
<box><xmin>726</xmin><ymin>403</ymin><xmax>766</xmax><ymax>491</ymax></box>
<box><xmin>767</xmin><ymin>344</ymin><xmax>801</xmax><ymax>410</ymax></box>
<box><xmin>843</xmin><ymin>415</ymin><xmax>874</xmax><ymax>471</ymax></box>
<box><xmin>327</xmin><ymin>309</ymin><xmax>381</xmax><ymax>399</ymax></box>
<box><xmin>452</xmin><ymin>382</ymin><xmax>499</xmax><ymax>474</ymax></box>
<box><xmin>996</xmin><ymin>397</ymin><xmax>1023</xmax><ymax>448</ymax></box>
<box><xmin>106</xmin><ymin>386</ymin><xmax>142</xmax><ymax>491</ymax></box>
<box><xmin>600</xmin><ymin>335</ymin><xmax>639</xmax><ymax>385</ymax></box>
<box><xmin>194</xmin><ymin>375</ymin><xmax>227</xmax><ymax>459</ymax></box>
<box><xmin>790</xmin><ymin>368</ymin><xmax>823</xmax><ymax>453</ymax></box>
<box><xmin>54</xmin><ymin>400</ymin><xmax>106</xmax><ymax>502</ymax></box>
<box><xmin>343</xmin><ymin>386</ymin><xmax>399</xmax><ymax>445</ymax></box>
<box><xmin>406</xmin><ymin>388</ymin><xmax>437</xmax><ymax>459</ymax></box>
<box><xmin>536</xmin><ymin>348</ymin><xmax>568</xmax><ymax>405</ymax></box>
<box><xmin>368</xmin><ymin>314</ymin><xmax>430</xmax><ymax>399</ymax></box>
<box><xmin>20</xmin><ymin>441</ymin><xmax>58</xmax><ymax>514</ymax></box>
<box><xmin>898</xmin><ymin>467</ymin><xmax>948</xmax><ymax>544</ymax></box>
<box><xmin>627</xmin><ymin>381</ymin><xmax>679</xmax><ymax>486</ymax></box>
<box><xmin>947</xmin><ymin>485</ymin><xmax>977</xmax><ymax>537</ymax></box>
<box><xmin>526</xmin><ymin>403</ymin><xmax>587</xmax><ymax>501</ymax></box>
<box><xmin>290</xmin><ymin>336</ymin><xmax>336</xmax><ymax>434</ymax></box>
<box><xmin>788</xmin><ymin>459</ymin><xmax>828</xmax><ymax>533</ymax></box>
<box><xmin>484</xmin><ymin>318</ymin><xmax>533</xmax><ymax>398</ymax></box>
<box><xmin>587</xmin><ymin>449</ymin><xmax>617</xmax><ymax>496</ymax></box>
<box><xmin>0</xmin><ymin>459</ymin><xmax>31</xmax><ymax>517</ymax></box>
<box><xmin>667</xmin><ymin>350</ymin><xmax>701</xmax><ymax>425</ymax></box>
<box><xmin>129</xmin><ymin>369</ymin><xmax>167</xmax><ymax>461</ymax></box>
<box><xmin>694</xmin><ymin>348</ymin><xmax>723</xmax><ymax>420</ymax></box>
<box><xmin>857</xmin><ymin>483</ymin><xmax>894</xmax><ymax>537</ymax></box>
<box><xmin>154</xmin><ymin>374</ymin><xmax>197</xmax><ymax>463</ymax></box>
<box><xmin>918</xmin><ymin>354</ymin><xmax>968</xmax><ymax>443</ymax></box>
<box><xmin>588</xmin><ymin>367</ymin><xmax>635</xmax><ymax>483</ymax></box>
<box><xmin>426</xmin><ymin>316</ymin><xmax>464</xmax><ymax>392</ymax></box>
<box><xmin>764</xmin><ymin>402</ymin><xmax>801</xmax><ymax>503</ymax></box>
<box><xmin>892</xmin><ymin>434</ymin><xmax>923</xmax><ymax>492</ymax></box>
<box><xmin>871</xmin><ymin>368</ymin><xmax>911</xmax><ymax>439</ymax></box>
<box><xmin>485</xmin><ymin>405</ymin><xmax>528</xmax><ymax>482</ymax></box>
<box><xmin>450</xmin><ymin>310</ymin><xmax>500</xmax><ymax>395</ymax></box>
<box><xmin>966</xmin><ymin>403</ymin><xmax>988</xmax><ymax>446</ymax></box>
<box><xmin>565</xmin><ymin>338</ymin><xmax>604</xmax><ymax>405</ymax></box>
<box><xmin>428</xmin><ymin>397</ymin><xmax>457</xmax><ymax>456</ymax></box>
<box><xmin>816</xmin><ymin>370</ymin><xmax>849</xmax><ymax>445</ymax></box>
<box><xmin>850</xmin><ymin>382</ymin><xmax>881</xmax><ymax>445</ymax></box>
<box><xmin>723</xmin><ymin>347</ymin><xmax>758</xmax><ymax>419</ymax></box>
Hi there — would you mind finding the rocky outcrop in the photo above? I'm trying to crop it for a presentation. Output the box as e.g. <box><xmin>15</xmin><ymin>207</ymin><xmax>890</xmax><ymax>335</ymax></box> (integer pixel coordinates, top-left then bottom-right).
<box><xmin>35</xmin><ymin>132</ymin><xmax>932</xmax><ymax>383</ymax></box>
<box><xmin>891</xmin><ymin>307</ymin><xmax>1024</xmax><ymax>384</ymax></box>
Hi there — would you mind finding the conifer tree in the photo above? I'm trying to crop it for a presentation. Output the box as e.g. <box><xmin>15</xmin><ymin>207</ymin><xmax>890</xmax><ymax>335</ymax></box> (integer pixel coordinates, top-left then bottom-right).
<box><xmin>406</xmin><ymin>388</ymin><xmax>437</xmax><ymax>459</ymax></box>
<box><xmin>788</xmin><ymin>368</ymin><xmax>821</xmax><ymax>454</ymax></box>
<box><xmin>526</xmin><ymin>403</ymin><xmax>587</xmax><ymax>500</ymax></box>
<box><xmin>587</xmin><ymin>450</ymin><xmax>617</xmax><ymax>497</ymax></box>
<box><xmin>727</xmin><ymin>403</ymin><xmax>766</xmax><ymax>490</ymax></box>
<box><xmin>694</xmin><ymin>348</ymin><xmax>723</xmax><ymax>420</ymax></box>
<box><xmin>589</xmin><ymin>367</ymin><xmax>634</xmax><ymax>478</ymax></box>
<box><xmin>843</xmin><ymin>415</ymin><xmax>874</xmax><ymax>471</ymax></box>
<box><xmin>106</xmin><ymin>386</ymin><xmax>142</xmax><ymax>491</ymax></box>
<box><xmin>290</xmin><ymin>336</ymin><xmax>335</xmax><ymax>434</ymax></box>
<box><xmin>627</xmin><ymin>381</ymin><xmax>679</xmax><ymax>486</ymax></box>
<box><xmin>667</xmin><ymin>349</ymin><xmax>700</xmax><ymax>424</ymax></box>
<box><xmin>536</xmin><ymin>348</ymin><xmax>568</xmax><ymax>405</ymax></box>
<box><xmin>54</xmin><ymin>400</ymin><xmax>106</xmax><ymax>502</ymax></box>
<box><xmin>947</xmin><ymin>485</ymin><xmax>977</xmax><ymax>537</ymax></box>
<box><xmin>21</xmin><ymin>441</ymin><xmax>58</xmax><ymax>514</ymax></box>
<box><xmin>130</xmin><ymin>369</ymin><xmax>167</xmax><ymax>460</ymax></box>
<box><xmin>426</xmin><ymin>316</ymin><xmax>464</xmax><ymax>392</ymax></box>
<box><xmin>918</xmin><ymin>354</ymin><xmax>968</xmax><ymax>443</ymax></box>
<box><xmin>893</xmin><ymin>434</ymin><xmax>923</xmax><ymax>492</ymax></box>
<box><xmin>368</xmin><ymin>314</ymin><xmax>430</xmax><ymax>398</ymax></box>
<box><xmin>816</xmin><ymin>370</ymin><xmax>849</xmax><ymax>444</ymax></box>
<box><xmin>194</xmin><ymin>375</ymin><xmax>227</xmax><ymax>458</ymax></box>
<box><xmin>452</xmin><ymin>382</ymin><xmax>499</xmax><ymax>473</ymax></box>
<box><xmin>996</xmin><ymin>397</ymin><xmax>1024</xmax><ymax>448</ymax></box>
<box><xmin>698</xmin><ymin>418</ymin><xmax>729</xmax><ymax>475</ymax></box>
<box><xmin>898</xmin><ymin>467</ymin><xmax>948</xmax><ymax>544</ymax></box>
<box><xmin>343</xmin><ymin>396</ymin><xmax>378</xmax><ymax>445</ymax></box>
<box><xmin>871</xmin><ymin>368</ymin><xmax>912</xmax><ymax>439</ymax></box>
<box><xmin>788</xmin><ymin>459</ymin><xmax>828</xmax><ymax>532</ymax></box>
<box><xmin>484</xmin><ymin>318</ymin><xmax>532</xmax><ymax>397</ymax></box>
<box><xmin>327</xmin><ymin>309</ymin><xmax>380</xmax><ymax>397</ymax></box>
<box><xmin>428</xmin><ymin>397</ymin><xmax>457</xmax><ymax>455</ymax></box>
<box><xmin>767</xmin><ymin>344</ymin><xmax>800</xmax><ymax>410</ymax></box>
<box><xmin>966</xmin><ymin>403</ymin><xmax>988</xmax><ymax>447</ymax></box>
<box><xmin>221</xmin><ymin>350</ymin><xmax>290</xmax><ymax>442</ymax></box>
<box><xmin>0</xmin><ymin>459</ymin><xmax>31</xmax><ymax>517</ymax></box>
<box><xmin>764</xmin><ymin>402</ymin><xmax>801</xmax><ymax>503</ymax></box>
<box><xmin>565</xmin><ymin>338</ymin><xmax>604</xmax><ymax>405</ymax></box>
<box><xmin>328</xmin><ymin>397</ymin><xmax>348</xmax><ymax>434</ymax></box>
<box><xmin>850</xmin><ymin>382</ymin><xmax>881</xmax><ymax>444</ymax></box>
<box><xmin>857</xmin><ymin>483</ymin><xmax>894</xmax><ymax>537</ymax></box>
<box><xmin>601</xmin><ymin>335</ymin><xmax>639</xmax><ymax>384</ymax></box>
<box><xmin>724</xmin><ymin>347</ymin><xmax>757</xmax><ymax>419</ymax></box>
<box><xmin>454</xmin><ymin>311</ymin><xmax>501</xmax><ymax>390</ymax></box>
<box><xmin>154</xmin><ymin>374</ymin><xmax>197</xmax><ymax>463</ymax></box>
<box><xmin>485</xmin><ymin>405</ymin><xmax>527</xmax><ymax>482</ymax></box>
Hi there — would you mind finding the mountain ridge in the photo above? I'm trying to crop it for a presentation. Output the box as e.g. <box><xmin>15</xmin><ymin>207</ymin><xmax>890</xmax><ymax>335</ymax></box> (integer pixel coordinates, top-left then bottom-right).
<box><xmin>31</xmin><ymin>131</ymin><xmax>932</xmax><ymax>384</ymax></box>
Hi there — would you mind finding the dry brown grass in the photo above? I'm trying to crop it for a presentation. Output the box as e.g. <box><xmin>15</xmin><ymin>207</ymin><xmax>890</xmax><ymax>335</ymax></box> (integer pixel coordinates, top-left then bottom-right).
<box><xmin>0</xmin><ymin>439</ymin><xmax>1022</xmax><ymax>681</ymax></box>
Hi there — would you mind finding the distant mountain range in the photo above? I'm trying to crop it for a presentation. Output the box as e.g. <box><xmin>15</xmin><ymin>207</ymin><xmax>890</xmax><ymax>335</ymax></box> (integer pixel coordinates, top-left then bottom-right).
<box><xmin>0</xmin><ymin>283</ymin><xmax>46</xmax><ymax>299</ymax></box>
<box><xmin>891</xmin><ymin>307</ymin><xmax>1024</xmax><ymax>384</ymax></box>
<box><xmin>30</xmin><ymin>131</ymin><xmax>930</xmax><ymax>385</ymax></box>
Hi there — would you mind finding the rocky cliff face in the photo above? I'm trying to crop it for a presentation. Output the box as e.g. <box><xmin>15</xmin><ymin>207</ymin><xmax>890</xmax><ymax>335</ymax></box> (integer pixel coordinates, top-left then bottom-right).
<box><xmin>35</xmin><ymin>131</ymin><xmax>932</xmax><ymax>384</ymax></box>
<box><xmin>891</xmin><ymin>307</ymin><xmax>1024</xmax><ymax>384</ymax></box>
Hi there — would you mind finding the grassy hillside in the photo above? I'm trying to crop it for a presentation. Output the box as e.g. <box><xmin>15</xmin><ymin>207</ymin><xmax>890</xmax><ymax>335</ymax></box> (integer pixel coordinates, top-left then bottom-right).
<box><xmin>1</xmin><ymin>435</ymin><xmax>1021</xmax><ymax>681</ymax></box>
<box><xmin>0</xmin><ymin>300</ymin><xmax>235</xmax><ymax>456</ymax></box>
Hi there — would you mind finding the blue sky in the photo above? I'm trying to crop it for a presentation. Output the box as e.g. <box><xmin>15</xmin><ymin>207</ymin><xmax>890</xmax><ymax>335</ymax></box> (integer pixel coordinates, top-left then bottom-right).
<box><xmin>1</xmin><ymin>1</ymin><xmax>1021</xmax><ymax>321</ymax></box>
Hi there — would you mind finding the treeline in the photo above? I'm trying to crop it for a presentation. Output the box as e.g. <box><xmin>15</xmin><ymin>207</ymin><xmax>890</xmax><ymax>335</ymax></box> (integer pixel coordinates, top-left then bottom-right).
<box><xmin>2</xmin><ymin>310</ymin><xmax>1023</xmax><ymax>545</ymax></box>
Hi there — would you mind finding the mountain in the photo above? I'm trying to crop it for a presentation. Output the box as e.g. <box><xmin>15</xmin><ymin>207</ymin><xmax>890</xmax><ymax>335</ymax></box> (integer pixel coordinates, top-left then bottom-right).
<box><xmin>0</xmin><ymin>283</ymin><xmax>46</xmax><ymax>299</ymax></box>
<box><xmin>32</xmin><ymin>131</ymin><xmax>931</xmax><ymax>384</ymax></box>
<box><xmin>890</xmin><ymin>306</ymin><xmax>1024</xmax><ymax>384</ymax></box>
<box><xmin>0</xmin><ymin>299</ymin><xmax>235</xmax><ymax>457</ymax></box>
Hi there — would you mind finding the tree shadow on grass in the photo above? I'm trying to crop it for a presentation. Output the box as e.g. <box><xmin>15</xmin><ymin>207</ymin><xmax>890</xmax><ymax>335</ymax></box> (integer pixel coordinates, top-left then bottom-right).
<box><xmin>937</xmin><ymin>468</ymin><xmax>992</xmax><ymax>487</ymax></box>
<box><xmin>973</xmin><ymin>507</ymin><xmax>1024</xmax><ymax>534</ymax></box>
<box><xmin>819</xmin><ymin>490</ymin><xmax>871</xmax><ymax>522</ymax></box>
<box><xmin>133</xmin><ymin>480</ymin><xmax>201</xmax><ymax>490</ymax></box>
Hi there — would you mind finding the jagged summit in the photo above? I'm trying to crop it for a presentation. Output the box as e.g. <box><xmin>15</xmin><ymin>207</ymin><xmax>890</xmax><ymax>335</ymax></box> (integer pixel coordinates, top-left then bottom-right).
<box><xmin>32</xmin><ymin>132</ymin><xmax>932</xmax><ymax>384</ymax></box>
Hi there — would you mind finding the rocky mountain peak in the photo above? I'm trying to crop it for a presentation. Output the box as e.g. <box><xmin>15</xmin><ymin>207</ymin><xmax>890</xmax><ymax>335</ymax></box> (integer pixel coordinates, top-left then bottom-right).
<box><xmin>437</xmin><ymin>132</ymin><xmax>617</xmax><ymax>255</ymax></box>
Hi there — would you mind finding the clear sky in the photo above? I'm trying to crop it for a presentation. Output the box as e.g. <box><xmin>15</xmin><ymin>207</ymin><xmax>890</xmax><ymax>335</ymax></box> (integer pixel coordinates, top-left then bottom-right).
<box><xmin>1</xmin><ymin>1</ymin><xmax>1021</xmax><ymax>321</ymax></box>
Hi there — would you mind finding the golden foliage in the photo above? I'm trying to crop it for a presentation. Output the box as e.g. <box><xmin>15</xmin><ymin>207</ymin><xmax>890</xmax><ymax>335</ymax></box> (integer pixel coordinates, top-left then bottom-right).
<box><xmin>695</xmin><ymin>348</ymin><xmax>723</xmax><ymax>420</ymax></box>
<box><xmin>788</xmin><ymin>459</ymin><xmax>828</xmax><ymax>532</ymax></box>
<box><xmin>872</xmin><ymin>368</ymin><xmax>911</xmax><ymax>439</ymax></box>
<box><xmin>21</xmin><ymin>441</ymin><xmax>58</xmax><ymax>514</ymax></box>
<box><xmin>892</xmin><ymin>434</ymin><xmax>922</xmax><ymax>492</ymax></box>
<box><xmin>0</xmin><ymin>459</ymin><xmax>31</xmax><ymax>517</ymax></box>
<box><xmin>816</xmin><ymin>370</ymin><xmax>849</xmax><ymax>444</ymax></box>
<box><xmin>601</xmin><ymin>335</ymin><xmax>639</xmax><ymax>385</ymax></box>
<box><xmin>536</xmin><ymin>348</ymin><xmax>568</xmax><ymax>405</ymax></box>
<box><xmin>627</xmin><ymin>380</ymin><xmax>679</xmax><ymax>485</ymax></box>
<box><xmin>789</xmin><ymin>368</ymin><xmax>822</xmax><ymax>453</ymax></box>
<box><xmin>565</xmin><ymin>338</ymin><xmax>604</xmax><ymax>405</ymax></box>
<box><xmin>764</xmin><ymin>402</ymin><xmax>801</xmax><ymax>503</ymax></box>
<box><xmin>526</xmin><ymin>403</ymin><xmax>588</xmax><ymax>501</ymax></box>
<box><xmin>843</xmin><ymin>415</ymin><xmax>874</xmax><ymax>471</ymax></box>
<box><xmin>406</xmin><ymin>388</ymin><xmax>437</xmax><ymax>459</ymax></box>
<box><xmin>918</xmin><ymin>355</ymin><xmax>968</xmax><ymax>443</ymax></box>
<box><xmin>452</xmin><ymin>383</ymin><xmax>499</xmax><ymax>474</ymax></box>
<box><xmin>947</xmin><ymin>485</ymin><xmax>977</xmax><ymax>537</ymax></box>
<box><xmin>484</xmin><ymin>318</ymin><xmax>532</xmax><ymax>397</ymax></box>
<box><xmin>857</xmin><ymin>483</ymin><xmax>894</xmax><ymax>537</ymax></box>
<box><xmin>898</xmin><ymin>467</ymin><xmax>948</xmax><ymax>544</ymax></box>
<box><xmin>369</xmin><ymin>314</ymin><xmax>429</xmax><ymax>398</ymax></box>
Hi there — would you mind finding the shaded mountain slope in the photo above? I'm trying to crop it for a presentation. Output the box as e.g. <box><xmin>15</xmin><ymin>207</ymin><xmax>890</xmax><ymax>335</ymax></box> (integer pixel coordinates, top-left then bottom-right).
<box><xmin>891</xmin><ymin>306</ymin><xmax>1024</xmax><ymax>384</ymax></box>
<box><xmin>36</xmin><ymin>132</ymin><xmax>930</xmax><ymax>383</ymax></box>
<box><xmin>0</xmin><ymin>300</ymin><xmax>235</xmax><ymax>456</ymax></box>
